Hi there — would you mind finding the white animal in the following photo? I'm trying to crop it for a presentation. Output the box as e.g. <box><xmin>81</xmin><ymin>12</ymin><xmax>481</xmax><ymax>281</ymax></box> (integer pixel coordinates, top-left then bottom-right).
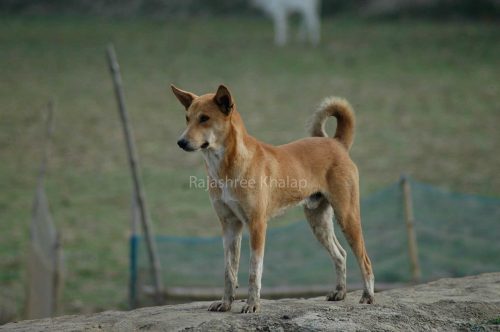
<box><xmin>252</xmin><ymin>0</ymin><xmax>321</xmax><ymax>46</ymax></box>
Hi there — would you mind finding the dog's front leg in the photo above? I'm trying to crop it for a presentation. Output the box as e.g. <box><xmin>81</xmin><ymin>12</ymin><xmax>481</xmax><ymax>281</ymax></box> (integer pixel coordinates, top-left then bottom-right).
<box><xmin>208</xmin><ymin>217</ymin><xmax>243</xmax><ymax>312</ymax></box>
<box><xmin>242</xmin><ymin>219</ymin><xmax>266</xmax><ymax>313</ymax></box>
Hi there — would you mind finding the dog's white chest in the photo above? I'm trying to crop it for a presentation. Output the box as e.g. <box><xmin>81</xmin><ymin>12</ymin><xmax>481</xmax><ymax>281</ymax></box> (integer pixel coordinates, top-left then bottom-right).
<box><xmin>220</xmin><ymin>186</ymin><xmax>235</xmax><ymax>204</ymax></box>
<box><xmin>203</xmin><ymin>149</ymin><xmax>224</xmax><ymax>181</ymax></box>
<box><xmin>203</xmin><ymin>149</ymin><xmax>249</xmax><ymax>223</ymax></box>
<box><xmin>217</xmin><ymin>180</ymin><xmax>246</xmax><ymax>223</ymax></box>
<box><xmin>224</xmin><ymin>198</ymin><xmax>248</xmax><ymax>224</ymax></box>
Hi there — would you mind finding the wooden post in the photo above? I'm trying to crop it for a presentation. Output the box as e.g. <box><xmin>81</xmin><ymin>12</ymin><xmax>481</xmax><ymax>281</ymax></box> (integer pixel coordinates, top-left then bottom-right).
<box><xmin>38</xmin><ymin>100</ymin><xmax>55</xmax><ymax>181</ymax></box>
<box><xmin>106</xmin><ymin>44</ymin><xmax>164</xmax><ymax>305</ymax></box>
<box><xmin>26</xmin><ymin>100</ymin><xmax>62</xmax><ymax>319</ymax></box>
<box><xmin>400</xmin><ymin>174</ymin><xmax>421</xmax><ymax>283</ymax></box>
<box><xmin>129</xmin><ymin>190</ymin><xmax>140</xmax><ymax>308</ymax></box>
<box><xmin>43</xmin><ymin>101</ymin><xmax>62</xmax><ymax>315</ymax></box>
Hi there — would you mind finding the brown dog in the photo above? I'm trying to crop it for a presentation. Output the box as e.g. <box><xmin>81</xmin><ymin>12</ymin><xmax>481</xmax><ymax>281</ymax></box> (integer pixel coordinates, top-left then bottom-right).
<box><xmin>172</xmin><ymin>84</ymin><xmax>374</xmax><ymax>313</ymax></box>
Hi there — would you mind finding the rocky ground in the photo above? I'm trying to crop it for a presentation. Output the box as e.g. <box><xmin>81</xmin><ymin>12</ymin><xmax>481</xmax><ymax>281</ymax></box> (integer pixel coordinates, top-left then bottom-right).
<box><xmin>2</xmin><ymin>273</ymin><xmax>500</xmax><ymax>331</ymax></box>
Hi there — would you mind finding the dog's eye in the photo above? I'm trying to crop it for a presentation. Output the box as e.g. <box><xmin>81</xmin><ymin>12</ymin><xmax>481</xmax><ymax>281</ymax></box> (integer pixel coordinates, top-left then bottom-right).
<box><xmin>199</xmin><ymin>115</ymin><xmax>210</xmax><ymax>123</ymax></box>
<box><xmin>185</xmin><ymin>115</ymin><xmax>189</xmax><ymax>123</ymax></box>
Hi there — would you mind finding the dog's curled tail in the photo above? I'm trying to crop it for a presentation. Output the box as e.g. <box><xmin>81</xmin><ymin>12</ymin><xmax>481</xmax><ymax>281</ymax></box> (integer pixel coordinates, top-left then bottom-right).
<box><xmin>308</xmin><ymin>97</ymin><xmax>355</xmax><ymax>151</ymax></box>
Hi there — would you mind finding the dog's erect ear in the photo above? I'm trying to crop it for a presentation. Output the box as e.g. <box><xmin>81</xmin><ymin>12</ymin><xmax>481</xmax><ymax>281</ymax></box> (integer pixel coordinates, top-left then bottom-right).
<box><xmin>213</xmin><ymin>85</ymin><xmax>233</xmax><ymax>116</ymax></box>
<box><xmin>171</xmin><ymin>85</ymin><xmax>197</xmax><ymax>110</ymax></box>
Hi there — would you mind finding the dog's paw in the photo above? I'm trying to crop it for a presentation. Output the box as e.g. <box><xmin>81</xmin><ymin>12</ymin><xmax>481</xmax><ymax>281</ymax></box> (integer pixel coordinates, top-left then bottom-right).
<box><xmin>241</xmin><ymin>301</ymin><xmax>260</xmax><ymax>313</ymax></box>
<box><xmin>326</xmin><ymin>287</ymin><xmax>346</xmax><ymax>301</ymax></box>
<box><xmin>359</xmin><ymin>291</ymin><xmax>374</xmax><ymax>304</ymax></box>
<box><xmin>208</xmin><ymin>301</ymin><xmax>231</xmax><ymax>312</ymax></box>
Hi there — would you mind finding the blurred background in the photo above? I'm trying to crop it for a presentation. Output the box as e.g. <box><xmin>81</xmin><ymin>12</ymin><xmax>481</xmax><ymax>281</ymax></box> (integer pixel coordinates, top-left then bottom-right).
<box><xmin>1</xmin><ymin>0</ymin><xmax>499</xmax><ymax>324</ymax></box>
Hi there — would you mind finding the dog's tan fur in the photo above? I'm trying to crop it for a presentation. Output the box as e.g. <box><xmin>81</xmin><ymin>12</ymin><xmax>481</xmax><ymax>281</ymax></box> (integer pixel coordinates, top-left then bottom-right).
<box><xmin>172</xmin><ymin>84</ymin><xmax>374</xmax><ymax>313</ymax></box>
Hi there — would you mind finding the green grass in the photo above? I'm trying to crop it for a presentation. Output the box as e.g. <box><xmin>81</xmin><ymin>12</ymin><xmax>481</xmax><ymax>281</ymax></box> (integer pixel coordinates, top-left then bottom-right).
<box><xmin>0</xmin><ymin>15</ymin><xmax>499</xmax><ymax>318</ymax></box>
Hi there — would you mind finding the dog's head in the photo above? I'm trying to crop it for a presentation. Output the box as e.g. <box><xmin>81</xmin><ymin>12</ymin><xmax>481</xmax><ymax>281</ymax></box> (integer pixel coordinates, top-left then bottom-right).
<box><xmin>171</xmin><ymin>85</ymin><xmax>234</xmax><ymax>152</ymax></box>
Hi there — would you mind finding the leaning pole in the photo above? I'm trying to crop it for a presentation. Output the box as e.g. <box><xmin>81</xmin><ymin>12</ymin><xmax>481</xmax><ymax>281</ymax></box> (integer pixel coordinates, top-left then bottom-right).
<box><xmin>106</xmin><ymin>44</ymin><xmax>164</xmax><ymax>305</ymax></box>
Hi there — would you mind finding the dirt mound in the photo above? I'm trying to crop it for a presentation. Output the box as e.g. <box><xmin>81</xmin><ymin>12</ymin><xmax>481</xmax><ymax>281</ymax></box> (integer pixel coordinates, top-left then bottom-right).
<box><xmin>3</xmin><ymin>273</ymin><xmax>500</xmax><ymax>331</ymax></box>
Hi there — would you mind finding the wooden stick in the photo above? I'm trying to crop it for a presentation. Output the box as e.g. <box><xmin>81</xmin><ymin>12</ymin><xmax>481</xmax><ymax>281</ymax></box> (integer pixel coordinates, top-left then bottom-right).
<box><xmin>37</xmin><ymin>100</ymin><xmax>55</xmax><ymax>183</ymax></box>
<box><xmin>401</xmin><ymin>174</ymin><xmax>421</xmax><ymax>283</ymax></box>
<box><xmin>106</xmin><ymin>44</ymin><xmax>164</xmax><ymax>305</ymax></box>
<box><xmin>45</xmin><ymin>100</ymin><xmax>62</xmax><ymax>316</ymax></box>
<box><xmin>27</xmin><ymin>100</ymin><xmax>60</xmax><ymax>319</ymax></box>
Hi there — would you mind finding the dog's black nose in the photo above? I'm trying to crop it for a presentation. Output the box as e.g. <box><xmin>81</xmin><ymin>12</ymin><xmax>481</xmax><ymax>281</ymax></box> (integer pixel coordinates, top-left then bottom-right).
<box><xmin>177</xmin><ymin>139</ymin><xmax>189</xmax><ymax>150</ymax></box>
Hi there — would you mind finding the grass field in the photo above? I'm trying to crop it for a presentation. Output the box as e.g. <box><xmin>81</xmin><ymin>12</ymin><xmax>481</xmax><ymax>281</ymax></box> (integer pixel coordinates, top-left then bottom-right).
<box><xmin>0</xmin><ymin>15</ymin><xmax>499</xmax><ymax>318</ymax></box>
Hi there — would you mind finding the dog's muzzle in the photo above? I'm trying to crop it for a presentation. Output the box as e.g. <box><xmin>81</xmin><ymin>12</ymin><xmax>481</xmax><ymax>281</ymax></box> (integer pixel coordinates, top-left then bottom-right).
<box><xmin>177</xmin><ymin>139</ymin><xmax>195</xmax><ymax>152</ymax></box>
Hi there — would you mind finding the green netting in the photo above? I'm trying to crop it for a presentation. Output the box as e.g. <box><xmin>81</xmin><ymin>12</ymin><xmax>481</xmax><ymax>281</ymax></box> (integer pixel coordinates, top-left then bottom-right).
<box><xmin>131</xmin><ymin>178</ymin><xmax>500</xmax><ymax>300</ymax></box>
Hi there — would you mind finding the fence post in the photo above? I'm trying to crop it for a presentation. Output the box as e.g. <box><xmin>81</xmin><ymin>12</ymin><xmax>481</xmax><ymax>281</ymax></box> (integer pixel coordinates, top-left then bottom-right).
<box><xmin>400</xmin><ymin>174</ymin><xmax>421</xmax><ymax>283</ymax></box>
<box><xmin>26</xmin><ymin>100</ymin><xmax>62</xmax><ymax>319</ymax></box>
<box><xmin>106</xmin><ymin>44</ymin><xmax>164</xmax><ymax>305</ymax></box>
<box><xmin>129</xmin><ymin>190</ymin><xmax>140</xmax><ymax>308</ymax></box>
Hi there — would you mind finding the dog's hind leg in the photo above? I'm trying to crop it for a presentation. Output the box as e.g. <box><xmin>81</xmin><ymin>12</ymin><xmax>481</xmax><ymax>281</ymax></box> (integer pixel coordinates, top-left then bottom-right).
<box><xmin>208</xmin><ymin>203</ymin><xmax>244</xmax><ymax>312</ymax></box>
<box><xmin>304</xmin><ymin>196</ymin><xmax>347</xmax><ymax>301</ymax></box>
<box><xmin>336</xmin><ymin>209</ymin><xmax>374</xmax><ymax>303</ymax></box>
<box><xmin>328</xmin><ymin>179</ymin><xmax>375</xmax><ymax>304</ymax></box>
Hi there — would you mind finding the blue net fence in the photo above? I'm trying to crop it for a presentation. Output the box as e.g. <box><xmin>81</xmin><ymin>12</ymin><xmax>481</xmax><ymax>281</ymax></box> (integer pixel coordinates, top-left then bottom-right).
<box><xmin>130</xmin><ymin>178</ymin><xmax>500</xmax><ymax>305</ymax></box>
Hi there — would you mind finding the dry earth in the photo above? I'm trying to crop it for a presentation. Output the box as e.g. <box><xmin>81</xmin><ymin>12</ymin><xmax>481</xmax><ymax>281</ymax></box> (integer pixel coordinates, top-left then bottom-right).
<box><xmin>2</xmin><ymin>273</ymin><xmax>500</xmax><ymax>331</ymax></box>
